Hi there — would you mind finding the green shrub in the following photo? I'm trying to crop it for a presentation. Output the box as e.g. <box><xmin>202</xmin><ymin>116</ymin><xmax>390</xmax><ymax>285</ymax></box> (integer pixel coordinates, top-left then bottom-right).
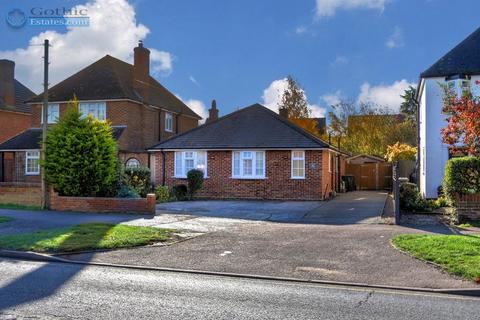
<box><xmin>399</xmin><ymin>182</ymin><xmax>432</xmax><ymax>212</ymax></box>
<box><xmin>155</xmin><ymin>186</ymin><xmax>170</xmax><ymax>203</ymax></box>
<box><xmin>44</xmin><ymin>102</ymin><xmax>118</xmax><ymax>197</ymax></box>
<box><xmin>173</xmin><ymin>184</ymin><xmax>188</xmax><ymax>201</ymax></box>
<box><xmin>117</xmin><ymin>185</ymin><xmax>140</xmax><ymax>198</ymax></box>
<box><xmin>443</xmin><ymin>157</ymin><xmax>480</xmax><ymax>202</ymax></box>
<box><xmin>187</xmin><ymin>169</ymin><xmax>204</xmax><ymax>199</ymax></box>
<box><xmin>123</xmin><ymin>166</ymin><xmax>151</xmax><ymax>197</ymax></box>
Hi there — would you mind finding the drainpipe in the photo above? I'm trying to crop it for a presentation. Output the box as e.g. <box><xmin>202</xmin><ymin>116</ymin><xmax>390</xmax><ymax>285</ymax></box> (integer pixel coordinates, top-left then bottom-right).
<box><xmin>161</xmin><ymin>150</ymin><xmax>166</xmax><ymax>186</ymax></box>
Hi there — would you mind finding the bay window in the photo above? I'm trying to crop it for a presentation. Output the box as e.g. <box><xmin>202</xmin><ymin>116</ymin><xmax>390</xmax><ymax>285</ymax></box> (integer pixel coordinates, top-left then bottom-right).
<box><xmin>232</xmin><ymin>151</ymin><xmax>265</xmax><ymax>179</ymax></box>
<box><xmin>174</xmin><ymin>151</ymin><xmax>207</xmax><ymax>177</ymax></box>
<box><xmin>25</xmin><ymin>150</ymin><xmax>40</xmax><ymax>175</ymax></box>
<box><xmin>291</xmin><ymin>151</ymin><xmax>305</xmax><ymax>179</ymax></box>
<box><xmin>79</xmin><ymin>102</ymin><xmax>106</xmax><ymax>120</ymax></box>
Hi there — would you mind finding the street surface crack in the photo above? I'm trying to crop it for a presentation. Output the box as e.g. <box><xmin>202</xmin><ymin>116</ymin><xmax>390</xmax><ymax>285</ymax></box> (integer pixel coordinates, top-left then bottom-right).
<box><xmin>355</xmin><ymin>290</ymin><xmax>374</xmax><ymax>308</ymax></box>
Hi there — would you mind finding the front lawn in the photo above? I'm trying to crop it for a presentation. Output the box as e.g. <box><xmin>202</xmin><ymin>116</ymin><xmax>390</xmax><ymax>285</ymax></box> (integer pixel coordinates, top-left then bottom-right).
<box><xmin>0</xmin><ymin>223</ymin><xmax>175</xmax><ymax>253</ymax></box>
<box><xmin>392</xmin><ymin>234</ymin><xmax>480</xmax><ymax>282</ymax></box>
<box><xmin>0</xmin><ymin>216</ymin><xmax>13</xmax><ymax>224</ymax></box>
<box><xmin>459</xmin><ymin>221</ymin><xmax>480</xmax><ymax>229</ymax></box>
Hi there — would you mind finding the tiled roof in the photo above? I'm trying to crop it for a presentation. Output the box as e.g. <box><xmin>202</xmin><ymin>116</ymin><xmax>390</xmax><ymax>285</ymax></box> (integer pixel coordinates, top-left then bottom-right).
<box><xmin>0</xmin><ymin>126</ymin><xmax>125</xmax><ymax>150</ymax></box>
<box><xmin>421</xmin><ymin>27</ymin><xmax>480</xmax><ymax>78</ymax></box>
<box><xmin>28</xmin><ymin>55</ymin><xmax>201</xmax><ymax>119</ymax></box>
<box><xmin>150</xmin><ymin>103</ymin><xmax>345</xmax><ymax>153</ymax></box>
<box><xmin>0</xmin><ymin>80</ymin><xmax>36</xmax><ymax>114</ymax></box>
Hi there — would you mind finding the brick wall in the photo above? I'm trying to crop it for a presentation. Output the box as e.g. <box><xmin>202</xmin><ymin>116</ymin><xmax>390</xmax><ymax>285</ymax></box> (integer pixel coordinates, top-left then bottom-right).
<box><xmin>12</xmin><ymin>151</ymin><xmax>41</xmax><ymax>184</ymax></box>
<box><xmin>456</xmin><ymin>194</ymin><xmax>480</xmax><ymax>221</ymax></box>
<box><xmin>153</xmin><ymin>150</ymin><xmax>326</xmax><ymax>200</ymax></box>
<box><xmin>0</xmin><ymin>110</ymin><xmax>31</xmax><ymax>143</ymax></box>
<box><xmin>30</xmin><ymin>101</ymin><xmax>198</xmax><ymax>152</ymax></box>
<box><xmin>0</xmin><ymin>183</ymin><xmax>41</xmax><ymax>206</ymax></box>
<box><xmin>50</xmin><ymin>190</ymin><xmax>156</xmax><ymax>215</ymax></box>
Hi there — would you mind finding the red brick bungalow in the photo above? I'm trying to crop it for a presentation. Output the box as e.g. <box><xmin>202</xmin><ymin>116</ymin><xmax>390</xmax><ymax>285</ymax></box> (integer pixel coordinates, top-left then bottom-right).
<box><xmin>0</xmin><ymin>42</ymin><xmax>200</xmax><ymax>185</ymax></box>
<box><xmin>149</xmin><ymin>103</ymin><xmax>348</xmax><ymax>200</ymax></box>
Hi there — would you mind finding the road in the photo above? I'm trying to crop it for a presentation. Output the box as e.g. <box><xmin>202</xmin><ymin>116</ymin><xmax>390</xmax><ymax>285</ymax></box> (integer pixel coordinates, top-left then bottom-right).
<box><xmin>0</xmin><ymin>259</ymin><xmax>479</xmax><ymax>319</ymax></box>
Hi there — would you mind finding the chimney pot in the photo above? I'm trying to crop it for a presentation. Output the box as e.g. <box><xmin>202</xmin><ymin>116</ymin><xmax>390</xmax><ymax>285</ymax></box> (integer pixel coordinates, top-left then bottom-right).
<box><xmin>206</xmin><ymin>99</ymin><xmax>219</xmax><ymax>123</ymax></box>
<box><xmin>0</xmin><ymin>59</ymin><xmax>15</xmax><ymax>107</ymax></box>
<box><xmin>133</xmin><ymin>41</ymin><xmax>150</xmax><ymax>83</ymax></box>
<box><xmin>279</xmin><ymin>107</ymin><xmax>289</xmax><ymax>119</ymax></box>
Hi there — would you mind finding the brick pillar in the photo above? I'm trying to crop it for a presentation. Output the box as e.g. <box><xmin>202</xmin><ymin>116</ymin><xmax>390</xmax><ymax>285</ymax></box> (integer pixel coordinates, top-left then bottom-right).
<box><xmin>146</xmin><ymin>193</ymin><xmax>156</xmax><ymax>215</ymax></box>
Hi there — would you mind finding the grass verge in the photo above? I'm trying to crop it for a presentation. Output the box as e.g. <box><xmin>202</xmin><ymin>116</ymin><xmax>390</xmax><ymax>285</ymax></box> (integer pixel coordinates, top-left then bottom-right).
<box><xmin>0</xmin><ymin>223</ymin><xmax>175</xmax><ymax>253</ymax></box>
<box><xmin>0</xmin><ymin>203</ymin><xmax>42</xmax><ymax>211</ymax></box>
<box><xmin>0</xmin><ymin>216</ymin><xmax>13</xmax><ymax>224</ymax></box>
<box><xmin>392</xmin><ymin>234</ymin><xmax>480</xmax><ymax>282</ymax></box>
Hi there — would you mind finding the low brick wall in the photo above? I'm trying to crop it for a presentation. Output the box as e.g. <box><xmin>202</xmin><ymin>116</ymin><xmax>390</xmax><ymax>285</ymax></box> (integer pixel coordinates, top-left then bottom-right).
<box><xmin>456</xmin><ymin>194</ymin><xmax>480</xmax><ymax>221</ymax></box>
<box><xmin>49</xmin><ymin>191</ymin><xmax>156</xmax><ymax>215</ymax></box>
<box><xmin>0</xmin><ymin>183</ymin><xmax>41</xmax><ymax>206</ymax></box>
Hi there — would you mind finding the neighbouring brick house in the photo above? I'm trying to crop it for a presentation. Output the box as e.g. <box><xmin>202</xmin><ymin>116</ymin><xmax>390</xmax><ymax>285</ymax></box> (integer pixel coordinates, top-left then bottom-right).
<box><xmin>0</xmin><ymin>42</ymin><xmax>200</xmax><ymax>184</ymax></box>
<box><xmin>0</xmin><ymin>59</ymin><xmax>36</xmax><ymax>182</ymax></box>
<box><xmin>149</xmin><ymin>103</ymin><xmax>348</xmax><ymax>200</ymax></box>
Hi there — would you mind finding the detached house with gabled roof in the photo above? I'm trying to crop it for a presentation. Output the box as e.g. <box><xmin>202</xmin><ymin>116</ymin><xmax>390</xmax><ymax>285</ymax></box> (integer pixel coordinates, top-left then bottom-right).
<box><xmin>417</xmin><ymin>27</ymin><xmax>480</xmax><ymax>198</ymax></box>
<box><xmin>0</xmin><ymin>42</ymin><xmax>200</xmax><ymax>184</ymax></box>
<box><xmin>149</xmin><ymin>103</ymin><xmax>348</xmax><ymax>200</ymax></box>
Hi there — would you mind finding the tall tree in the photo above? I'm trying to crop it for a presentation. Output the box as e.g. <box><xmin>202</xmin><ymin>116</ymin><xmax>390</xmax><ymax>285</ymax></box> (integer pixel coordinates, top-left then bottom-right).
<box><xmin>277</xmin><ymin>75</ymin><xmax>311</xmax><ymax>118</ymax></box>
<box><xmin>400</xmin><ymin>86</ymin><xmax>418</xmax><ymax>119</ymax></box>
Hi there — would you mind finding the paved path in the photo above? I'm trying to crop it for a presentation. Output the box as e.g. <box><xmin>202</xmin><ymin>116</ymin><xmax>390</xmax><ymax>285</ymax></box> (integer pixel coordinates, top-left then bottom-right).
<box><xmin>1</xmin><ymin>259</ymin><xmax>479</xmax><ymax>320</ymax></box>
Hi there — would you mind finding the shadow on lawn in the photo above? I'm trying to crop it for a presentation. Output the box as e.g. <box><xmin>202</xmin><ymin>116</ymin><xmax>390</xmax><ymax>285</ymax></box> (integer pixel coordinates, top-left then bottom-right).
<box><xmin>0</xmin><ymin>217</ymin><xmax>136</xmax><ymax>311</ymax></box>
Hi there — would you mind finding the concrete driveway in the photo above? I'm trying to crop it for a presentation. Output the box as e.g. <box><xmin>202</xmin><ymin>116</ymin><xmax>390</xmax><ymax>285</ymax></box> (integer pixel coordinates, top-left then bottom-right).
<box><xmin>156</xmin><ymin>191</ymin><xmax>388</xmax><ymax>225</ymax></box>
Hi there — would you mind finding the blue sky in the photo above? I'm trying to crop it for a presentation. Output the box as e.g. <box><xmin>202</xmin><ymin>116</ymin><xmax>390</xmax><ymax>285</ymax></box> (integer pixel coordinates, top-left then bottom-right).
<box><xmin>1</xmin><ymin>0</ymin><xmax>480</xmax><ymax>120</ymax></box>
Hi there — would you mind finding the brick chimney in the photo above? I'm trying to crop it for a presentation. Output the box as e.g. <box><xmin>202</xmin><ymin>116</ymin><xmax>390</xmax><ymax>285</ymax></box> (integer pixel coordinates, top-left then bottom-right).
<box><xmin>0</xmin><ymin>59</ymin><xmax>15</xmax><ymax>106</ymax></box>
<box><xmin>133</xmin><ymin>40</ymin><xmax>150</xmax><ymax>84</ymax></box>
<box><xmin>206</xmin><ymin>99</ymin><xmax>219</xmax><ymax>123</ymax></box>
<box><xmin>278</xmin><ymin>107</ymin><xmax>289</xmax><ymax>119</ymax></box>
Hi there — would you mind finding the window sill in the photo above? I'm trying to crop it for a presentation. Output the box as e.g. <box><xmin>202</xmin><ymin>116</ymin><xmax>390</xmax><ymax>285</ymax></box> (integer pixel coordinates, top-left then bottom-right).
<box><xmin>231</xmin><ymin>176</ymin><xmax>266</xmax><ymax>180</ymax></box>
<box><xmin>291</xmin><ymin>177</ymin><xmax>306</xmax><ymax>180</ymax></box>
<box><xmin>165</xmin><ymin>129</ymin><xmax>173</xmax><ymax>133</ymax></box>
<box><xmin>25</xmin><ymin>173</ymin><xmax>40</xmax><ymax>176</ymax></box>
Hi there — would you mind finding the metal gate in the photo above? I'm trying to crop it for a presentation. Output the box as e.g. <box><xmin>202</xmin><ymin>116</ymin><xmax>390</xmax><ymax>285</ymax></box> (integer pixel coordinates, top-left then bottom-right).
<box><xmin>345</xmin><ymin>162</ymin><xmax>392</xmax><ymax>190</ymax></box>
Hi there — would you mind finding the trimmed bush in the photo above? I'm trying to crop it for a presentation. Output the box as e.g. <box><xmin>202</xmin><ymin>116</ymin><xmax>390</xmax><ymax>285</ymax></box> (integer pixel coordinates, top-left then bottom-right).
<box><xmin>187</xmin><ymin>169</ymin><xmax>204</xmax><ymax>199</ymax></box>
<box><xmin>123</xmin><ymin>166</ymin><xmax>151</xmax><ymax>198</ymax></box>
<box><xmin>173</xmin><ymin>184</ymin><xmax>188</xmax><ymax>201</ymax></box>
<box><xmin>117</xmin><ymin>185</ymin><xmax>140</xmax><ymax>198</ymax></box>
<box><xmin>443</xmin><ymin>157</ymin><xmax>480</xmax><ymax>201</ymax></box>
<box><xmin>155</xmin><ymin>186</ymin><xmax>170</xmax><ymax>203</ymax></box>
<box><xmin>44</xmin><ymin>102</ymin><xmax>118</xmax><ymax>197</ymax></box>
<box><xmin>400</xmin><ymin>182</ymin><xmax>432</xmax><ymax>212</ymax></box>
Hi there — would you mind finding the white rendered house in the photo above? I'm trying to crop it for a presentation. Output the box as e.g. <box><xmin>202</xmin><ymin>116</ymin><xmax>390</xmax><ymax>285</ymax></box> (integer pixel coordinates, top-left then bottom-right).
<box><xmin>417</xmin><ymin>27</ymin><xmax>480</xmax><ymax>198</ymax></box>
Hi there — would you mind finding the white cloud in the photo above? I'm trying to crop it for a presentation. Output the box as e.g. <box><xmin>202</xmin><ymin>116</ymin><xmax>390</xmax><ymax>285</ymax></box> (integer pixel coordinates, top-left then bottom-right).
<box><xmin>330</xmin><ymin>55</ymin><xmax>348</xmax><ymax>67</ymax></box>
<box><xmin>357</xmin><ymin>79</ymin><xmax>415</xmax><ymax>112</ymax></box>
<box><xmin>295</xmin><ymin>25</ymin><xmax>307</xmax><ymax>34</ymax></box>
<box><xmin>176</xmin><ymin>94</ymin><xmax>208</xmax><ymax>123</ymax></box>
<box><xmin>261</xmin><ymin>78</ymin><xmax>326</xmax><ymax>118</ymax></box>
<box><xmin>0</xmin><ymin>0</ymin><xmax>172</xmax><ymax>92</ymax></box>
<box><xmin>386</xmin><ymin>26</ymin><xmax>404</xmax><ymax>49</ymax></box>
<box><xmin>321</xmin><ymin>90</ymin><xmax>343</xmax><ymax>106</ymax></box>
<box><xmin>189</xmin><ymin>75</ymin><xmax>199</xmax><ymax>86</ymax></box>
<box><xmin>315</xmin><ymin>0</ymin><xmax>386</xmax><ymax>17</ymax></box>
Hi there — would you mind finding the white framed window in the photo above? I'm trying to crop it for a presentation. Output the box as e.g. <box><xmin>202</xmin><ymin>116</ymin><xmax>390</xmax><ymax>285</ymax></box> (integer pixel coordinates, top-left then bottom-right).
<box><xmin>125</xmin><ymin>158</ymin><xmax>140</xmax><ymax>169</ymax></box>
<box><xmin>232</xmin><ymin>151</ymin><xmax>265</xmax><ymax>179</ymax></box>
<box><xmin>79</xmin><ymin>102</ymin><xmax>106</xmax><ymax>120</ymax></box>
<box><xmin>165</xmin><ymin>112</ymin><xmax>173</xmax><ymax>132</ymax></box>
<box><xmin>291</xmin><ymin>150</ymin><xmax>305</xmax><ymax>179</ymax></box>
<box><xmin>174</xmin><ymin>151</ymin><xmax>207</xmax><ymax>178</ymax></box>
<box><xmin>25</xmin><ymin>150</ymin><xmax>40</xmax><ymax>175</ymax></box>
<box><xmin>41</xmin><ymin>104</ymin><xmax>59</xmax><ymax>124</ymax></box>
